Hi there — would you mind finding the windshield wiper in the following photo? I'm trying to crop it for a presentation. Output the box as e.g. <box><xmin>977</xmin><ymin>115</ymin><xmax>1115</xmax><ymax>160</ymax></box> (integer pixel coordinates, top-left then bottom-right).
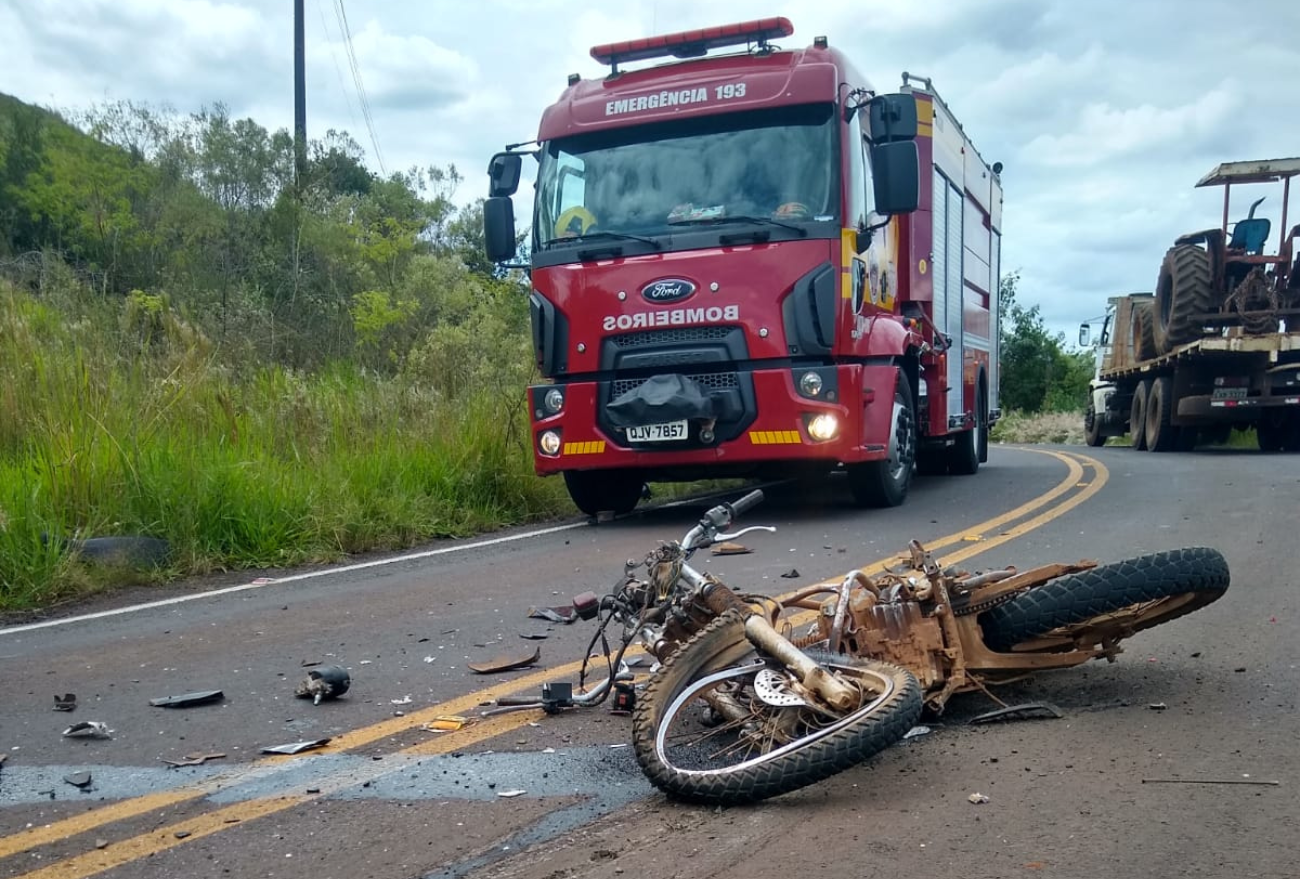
<box><xmin>668</xmin><ymin>215</ymin><xmax>809</xmax><ymax>237</ymax></box>
<box><xmin>548</xmin><ymin>230</ymin><xmax>662</xmax><ymax>250</ymax></box>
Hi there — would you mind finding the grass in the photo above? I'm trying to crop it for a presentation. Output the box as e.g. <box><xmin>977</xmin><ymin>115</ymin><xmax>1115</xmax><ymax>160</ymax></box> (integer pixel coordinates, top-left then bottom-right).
<box><xmin>992</xmin><ymin>409</ymin><xmax>1261</xmax><ymax>449</ymax></box>
<box><xmin>0</xmin><ymin>282</ymin><xmax>572</xmax><ymax>610</ymax></box>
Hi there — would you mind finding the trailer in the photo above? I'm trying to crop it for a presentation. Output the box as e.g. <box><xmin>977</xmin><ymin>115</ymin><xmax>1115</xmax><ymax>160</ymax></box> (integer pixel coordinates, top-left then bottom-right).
<box><xmin>483</xmin><ymin>18</ymin><xmax>1003</xmax><ymax>515</ymax></box>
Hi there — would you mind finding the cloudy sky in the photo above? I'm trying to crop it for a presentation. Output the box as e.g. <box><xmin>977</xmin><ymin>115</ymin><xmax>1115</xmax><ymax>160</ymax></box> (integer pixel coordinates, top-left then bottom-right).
<box><xmin>3</xmin><ymin>0</ymin><xmax>1299</xmax><ymax>339</ymax></box>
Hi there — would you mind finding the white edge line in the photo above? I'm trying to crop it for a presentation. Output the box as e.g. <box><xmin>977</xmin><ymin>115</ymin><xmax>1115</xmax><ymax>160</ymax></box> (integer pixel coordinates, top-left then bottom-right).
<box><xmin>1</xmin><ymin>521</ymin><xmax>588</xmax><ymax>636</ymax></box>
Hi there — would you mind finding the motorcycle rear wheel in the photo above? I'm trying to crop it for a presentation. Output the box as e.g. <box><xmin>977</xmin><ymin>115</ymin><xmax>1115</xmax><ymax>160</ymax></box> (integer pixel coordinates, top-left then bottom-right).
<box><xmin>979</xmin><ymin>547</ymin><xmax>1230</xmax><ymax>652</ymax></box>
<box><xmin>632</xmin><ymin>610</ymin><xmax>922</xmax><ymax>805</ymax></box>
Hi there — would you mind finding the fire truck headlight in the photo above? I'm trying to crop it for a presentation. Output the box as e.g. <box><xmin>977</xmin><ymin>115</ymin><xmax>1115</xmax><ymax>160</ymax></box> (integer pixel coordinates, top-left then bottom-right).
<box><xmin>806</xmin><ymin>414</ymin><xmax>839</xmax><ymax>442</ymax></box>
<box><xmin>799</xmin><ymin>371</ymin><xmax>824</xmax><ymax>397</ymax></box>
<box><xmin>539</xmin><ymin>430</ymin><xmax>562</xmax><ymax>456</ymax></box>
<box><xmin>543</xmin><ymin>387</ymin><xmax>565</xmax><ymax>414</ymax></box>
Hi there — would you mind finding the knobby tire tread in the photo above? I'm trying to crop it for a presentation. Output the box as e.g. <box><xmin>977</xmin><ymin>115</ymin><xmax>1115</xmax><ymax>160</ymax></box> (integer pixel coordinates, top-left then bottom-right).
<box><xmin>980</xmin><ymin>547</ymin><xmax>1230</xmax><ymax>651</ymax></box>
<box><xmin>632</xmin><ymin>610</ymin><xmax>922</xmax><ymax>805</ymax></box>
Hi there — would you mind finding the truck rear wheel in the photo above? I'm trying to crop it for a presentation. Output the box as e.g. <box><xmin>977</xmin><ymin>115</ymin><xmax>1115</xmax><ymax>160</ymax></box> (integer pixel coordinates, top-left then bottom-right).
<box><xmin>563</xmin><ymin>469</ymin><xmax>644</xmax><ymax>517</ymax></box>
<box><xmin>1132</xmin><ymin>300</ymin><xmax>1158</xmax><ymax>360</ymax></box>
<box><xmin>1129</xmin><ymin>381</ymin><xmax>1150</xmax><ymax>450</ymax></box>
<box><xmin>1153</xmin><ymin>245</ymin><xmax>1214</xmax><ymax>355</ymax></box>
<box><xmin>848</xmin><ymin>373</ymin><xmax>916</xmax><ymax>508</ymax></box>
<box><xmin>948</xmin><ymin>383</ymin><xmax>986</xmax><ymax>476</ymax></box>
<box><xmin>1256</xmin><ymin>412</ymin><xmax>1300</xmax><ymax>452</ymax></box>
<box><xmin>1145</xmin><ymin>376</ymin><xmax>1180</xmax><ymax>452</ymax></box>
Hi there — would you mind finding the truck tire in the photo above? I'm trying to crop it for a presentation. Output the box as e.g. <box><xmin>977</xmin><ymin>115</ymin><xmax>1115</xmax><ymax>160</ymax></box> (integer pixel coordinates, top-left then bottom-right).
<box><xmin>848</xmin><ymin>372</ymin><xmax>916</xmax><ymax>508</ymax></box>
<box><xmin>1084</xmin><ymin>399</ymin><xmax>1105</xmax><ymax>447</ymax></box>
<box><xmin>1132</xmin><ymin>300</ymin><xmax>1158</xmax><ymax>361</ymax></box>
<box><xmin>1144</xmin><ymin>376</ymin><xmax>1180</xmax><ymax>452</ymax></box>
<box><xmin>563</xmin><ymin>469</ymin><xmax>644</xmax><ymax>517</ymax></box>
<box><xmin>1256</xmin><ymin>412</ymin><xmax>1300</xmax><ymax>452</ymax></box>
<box><xmin>1129</xmin><ymin>381</ymin><xmax>1150</xmax><ymax>450</ymax></box>
<box><xmin>1153</xmin><ymin>245</ymin><xmax>1214</xmax><ymax>355</ymax></box>
<box><xmin>948</xmin><ymin>382</ymin><xmax>986</xmax><ymax>476</ymax></box>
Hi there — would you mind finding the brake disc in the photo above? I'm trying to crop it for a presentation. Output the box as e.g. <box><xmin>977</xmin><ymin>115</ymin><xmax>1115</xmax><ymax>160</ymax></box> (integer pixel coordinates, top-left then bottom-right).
<box><xmin>753</xmin><ymin>669</ymin><xmax>807</xmax><ymax>707</ymax></box>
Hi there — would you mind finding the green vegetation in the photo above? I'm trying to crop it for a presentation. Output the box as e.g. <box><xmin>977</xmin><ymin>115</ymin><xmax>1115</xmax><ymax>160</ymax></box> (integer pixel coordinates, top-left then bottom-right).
<box><xmin>996</xmin><ymin>272</ymin><xmax>1095</xmax><ymax>416</ymax></box>
<box><xmin>0</xmin><ymin>93</ymin><xmax>575</xmax><ymax>610</ymax></box>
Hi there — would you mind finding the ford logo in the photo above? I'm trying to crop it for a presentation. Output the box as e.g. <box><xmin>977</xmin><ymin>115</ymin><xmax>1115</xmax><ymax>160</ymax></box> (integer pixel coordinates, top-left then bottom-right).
<box><xmin>641</xmin><ymin>278</ymin><xmax>696</xmax><ymax>303</ymax></box>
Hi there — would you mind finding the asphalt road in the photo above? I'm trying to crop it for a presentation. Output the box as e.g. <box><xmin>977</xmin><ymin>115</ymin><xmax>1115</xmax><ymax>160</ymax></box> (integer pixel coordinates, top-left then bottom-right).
<box><xmin>1</xmin><ymin>444</ymin><xmax>1295</xmax><ymax>879</ymax></box>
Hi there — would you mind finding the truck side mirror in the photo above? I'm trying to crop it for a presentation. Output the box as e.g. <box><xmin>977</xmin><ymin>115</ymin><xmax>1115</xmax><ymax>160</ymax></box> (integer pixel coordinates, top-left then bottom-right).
<box><xmin>870</xmin><ymin>141</ymin><xmax>919</xmax><ymax>215</ymax></box>
<box><xmin>483</xmin><ymin>196</ymin><xmax>517</xmax><ymax>263</ymax></box>
<box><xmin>487</xmin><ymin>152</ymin><xmax>523</xmax><ymax>198</ymax></box>
<box><xmin>1079</xmin><ymin>323</ymin><xmax>1091</xmax><ymax>347</ymax></box>
<box><xmin>867</xmin><ymin>93</ymin><xmax>918</xmax><ymax>142</ymax></box>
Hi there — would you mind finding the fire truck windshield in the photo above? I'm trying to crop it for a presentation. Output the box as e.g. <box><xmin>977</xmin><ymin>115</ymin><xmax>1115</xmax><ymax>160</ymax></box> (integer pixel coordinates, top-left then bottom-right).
<box><xmin>535</xmin><ymin>103</ymin><xmax>838</xmax><ymax>255</ymax></box>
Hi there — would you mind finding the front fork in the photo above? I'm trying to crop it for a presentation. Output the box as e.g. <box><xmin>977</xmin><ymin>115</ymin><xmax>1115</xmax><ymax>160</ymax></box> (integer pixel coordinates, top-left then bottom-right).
<box><xmin>696</xmin><ymin>578</ymin><xmax>860</xmax><ymax>712</ymax></box>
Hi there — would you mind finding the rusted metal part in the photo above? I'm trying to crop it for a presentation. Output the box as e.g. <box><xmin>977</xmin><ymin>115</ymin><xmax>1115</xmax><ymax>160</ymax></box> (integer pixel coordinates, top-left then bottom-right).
<box><xmin>956</xmin><ymin>568</ymin><xmax>1018</xmax><ymax>589</ymax></box>
<box><xmin>952</xmin><ymin>561</ymin><xmax>1098</xmax><ymax>616</ymax></box>
<box><xmin>741</xmin><ymin>615</ymin><xmax>858</xmax><ymax>711</ymax></box>
<box><xmin>829</xmin><ymin>571</ymin><xmax>871</xmax><ymax>653</ymax></box>
<box><xmin>1225</xmin><ymin>267</ymin><xmax>1281</xmax><ymax>334</ymax></box>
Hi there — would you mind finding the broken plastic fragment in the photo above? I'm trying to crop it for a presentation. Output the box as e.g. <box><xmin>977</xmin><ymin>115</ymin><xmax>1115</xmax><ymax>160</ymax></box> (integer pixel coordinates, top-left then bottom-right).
<box><xmin>969</xmin><ymin>702</ymin><xmax>1063</xmax><ymax>724</ymax></box>
<box><xmin>468</xmin><ymin>646</ymin><xmax>541</xmax><ymax>675</ymax></box>
<box><xmin>149</xmin><ymin>690</ymin><xmax>224</xmax><ymax>708</ymax></box>
<box><xmin>519</xmin><ymin>632</ymin><xmax>549</xmax><ymax>640</ymax></box>
<box><xmin>1148</xmin><ymin>702</ymin><xmax>1168</xmax><ymax>711</ymax></box>
<box><xmin>390</xmin><ymin>695</ymin><xmax>413</xmax><ymax>705</ymax></box>
<box><xmin>260</xmin><ymin>738</ymin><xmax>331</xmax><ymax>755</ymax></box>
<box><xmin>711</xmin><ymin>542</ymin><xmax>752</xmax><ymax>556</ymax></box>
<box><xmin>425</xmin><ymin>715</ymin><xmax>470</xmax><ymax>732</ymax></box>
<box><xmin>527</xmin><ymin>606</ymin><xmax>576</xmax><ymax>624</ymax></box>
<box><xmin>780</xmin><ymin>568</ymin><xmax>801</xmax><ymax>579</ymax></box>
<box><xmin>64</xmin><ymin>771</ymin><xmax>92</xmax><ymax>788</ymax></box>
<box><xmin>968</xmin><ymin>792</ymin><xmax>990</xmax><ymax>804</ymax></box>
<box><xmin>161</xmin><ymin>752</ymin><xmax>226</xmax><ymax>767</ymax></box>
<box><xmin>497</xmin><ymin>789</ymin><xmax>526</xmax><ymax>798</ymax></box>
<box><xmin>62</xmin><ymin>721</ymin><xmax>112</xmax><ymax>739</ymax></box>
<box><xmin>53</xmin><ymin>693</ymin><xmax>77</xmax><ymax>712</ymax></box>
<box><xmin>903</xmin><ymin>725</ymin><xmax>932</xmax><ymax>739</ymax></box>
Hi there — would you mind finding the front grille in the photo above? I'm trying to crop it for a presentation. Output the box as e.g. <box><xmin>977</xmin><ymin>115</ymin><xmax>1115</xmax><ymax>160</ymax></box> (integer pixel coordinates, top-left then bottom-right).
<box><xmin>609</xmin><ymin>326</ymin><xmax>736</xmax><ymax>348</ymax></box>
<box><xmin>612</xmin><ymin>371</ymin><xmax>740</xmax><ymax>399</ymax></box>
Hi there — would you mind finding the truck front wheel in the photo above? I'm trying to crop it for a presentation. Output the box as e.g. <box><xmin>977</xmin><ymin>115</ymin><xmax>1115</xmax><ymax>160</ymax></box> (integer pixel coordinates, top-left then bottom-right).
<box><xmin>563</xmin><ymin>469</ymin><xmax>645</xmax><ymax>517</ymax></box>
<box><xmin>1084</xmin><ymin>400</ymin><xmax>1105</xmax><ymax>447</ymax></box>
<box><xmin>848</xmin><ymin>374</ymin><xmax>916</xmax><ymax>508</ymax></box>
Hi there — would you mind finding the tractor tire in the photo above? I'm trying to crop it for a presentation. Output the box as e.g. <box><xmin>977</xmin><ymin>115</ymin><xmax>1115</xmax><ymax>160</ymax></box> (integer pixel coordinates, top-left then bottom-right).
<box><xmin>1144</xmin><ymin>376</ymin><xmax>1180</xmax><ymax>452</ymax></box>
<box><xmin>1129</xmin><ymin>381</ymin><xmax>1150</xmax><ymax>450</ymax></box>
<box><xmin>1153</xmin><ymin>245</ymin><xmax>1214</xmax><ymax>355</ymax></box>
<box><xmin>1132</xmin><ymin>300</ymin><xmax>1159</xmax><ymax>361</ymax></box>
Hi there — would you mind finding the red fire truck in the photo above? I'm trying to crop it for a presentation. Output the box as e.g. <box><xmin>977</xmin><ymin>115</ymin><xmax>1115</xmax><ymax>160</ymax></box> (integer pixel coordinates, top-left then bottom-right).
<box><xmin>483</xmin><ymin>18</ymin><xmax>1003</xmax><ymax>516</ymax></box>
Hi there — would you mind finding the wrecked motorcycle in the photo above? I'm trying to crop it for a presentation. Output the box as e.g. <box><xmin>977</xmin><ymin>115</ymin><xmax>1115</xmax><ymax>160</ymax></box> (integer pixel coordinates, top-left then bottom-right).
<box><xmin>510</xmin><ymin>489</ymin><xmax>1230</xmax><ymax>805</ymax></box>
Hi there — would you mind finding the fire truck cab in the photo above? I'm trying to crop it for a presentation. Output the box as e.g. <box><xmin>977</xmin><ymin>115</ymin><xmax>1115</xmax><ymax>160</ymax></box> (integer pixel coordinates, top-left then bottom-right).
<box><xmin>484</xmin><ymin>18</ymin><xmax>1002</xmax><ymax>516</ymax></box>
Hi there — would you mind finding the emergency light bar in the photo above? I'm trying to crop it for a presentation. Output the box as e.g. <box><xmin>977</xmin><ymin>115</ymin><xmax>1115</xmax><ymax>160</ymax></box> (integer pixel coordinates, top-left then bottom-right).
<box><xmin>590</xmin><ymin>17</ymin><xmax>794</xmax><ymax>69</ymax></box>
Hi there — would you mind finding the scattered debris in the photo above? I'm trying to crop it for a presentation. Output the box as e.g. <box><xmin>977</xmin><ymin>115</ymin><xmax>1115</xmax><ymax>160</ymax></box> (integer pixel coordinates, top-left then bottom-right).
<box><xmin>970</xmin><ymin>702</ymin><xmax>1063</xmax><ymax>725</ymax></box>
<box><xmin>174</xmin><ymin>830</ymin><xmax>192</xmax><ymax>840</ymax></box>
<box><xmin>609</xmin><ymin>743</ymin><xmax>629</xmax><ymax>749</ymax></box>
<box><xmin>425</xmin><ymin>716</ymin><xmax>471</xmax><ymax>732</ymax></box>
<box><xmin>53</xmin><ymin>694</ymin><xmax>77</xmax><ymax>712</ymax></box>
<box><xmin>149</xmin><ymin>690</ymin><xmax>225</xmax><ymax>709</ymax></box>
<box><xmin>63</xmin><ymin>771</ymin><xmax>92</xmax><ymax>789</ymax></box>
<box><xmin>968</xmin><ymin>792</ymin><xmax>990</xmax><ymax>804</ymax></box>
<box><xmin>294</xmin><ymin>666</ymin><xmax>350</xmax><ymax>705</ymax></box>
<box><xmin>261</xmin><ymin>738</ymin><xmax>331</xmax><ymax>755</ymax></box>
<box><xmin>1148</xmin><ymin>702</ymin><xmax>1168</xmax><ymax>711</ymax></box>
<box><xmin>519</xmin><ymin>632</ymin><xmax>549</xmax><ymax>640</ymax></box>
<box><xmin>780</xmin><ymin>568</ymin><xmax>801</xmax><ymax>579</ymax></box>
<box><xmin>469</xmin><ymin>646</ymin><xmax>541</xmax><ymax>675</ymax></box>
<box><xmin>44</xmin><ymin>533</ymin><xmax>172</xmax><ymax>567</ymax></box>
<box><xmin>497</xmin><ymin>789</ymin><xmax>526</xmax><ymax>798</ymax></box>
<box><xmin>963</xmin><ymin>534</ymin><xmax>985</xmax><ymax>543</ymax></box>
<box><xmin>423</xmin><ymin>656</ymin><xmax>437</xmax><ymax>663</ymax></box>
<box><xmin>390</xmin><ymin>695</ymin><xmax>412</xmax><ymax>705</ymax></box>
<box><xmin>527</xmin><ymin>605</ymin><xmax>577</xmax><ymax>624</ymax></box>
<box><xmin>62</xmin><ymin>721</ymin><xmax>112</xmax><ymax>739</ymax></box>
<box><xmin>711</xmin><ymin>542</ymin><xmax>752</xmax><ymax>556</ymax></box>
<box><xmin>161</xmin><ymin>752</ymin><xmax>226</xmax><ymax>767</ymax></box>
<box><xmin>300</xmin><ymin>659</ymin><xmax>322</xmax><ymax>668</ymax></box>
<box><xmin>95</xmin><ymin>839</ymin><xmax>108</xmax><ymax>850</ymax></box>
<box><xmin>1141</xmin><ymin>778</ymin><xmax>1279</xmax><ymax>787</ymax></box>
<box><xmin>903</xmin><ymin>725</ymin><xmax>932</xmax><ymax>740</ymax></box>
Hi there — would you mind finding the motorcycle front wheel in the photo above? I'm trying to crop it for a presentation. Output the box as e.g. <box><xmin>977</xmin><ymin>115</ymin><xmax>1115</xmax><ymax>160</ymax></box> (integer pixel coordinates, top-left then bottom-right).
<box><xmin>631</xmin><ymin>610</ymin><xmax>922</xmax><ymax>806</ymax></box>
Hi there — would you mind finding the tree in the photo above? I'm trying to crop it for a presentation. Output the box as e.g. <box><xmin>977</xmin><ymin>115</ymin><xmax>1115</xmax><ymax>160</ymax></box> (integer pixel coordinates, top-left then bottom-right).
<box><xmin>998</xmin><ymin>272</ymin><xmax>1092</xmax><ymax>413</ymax></box>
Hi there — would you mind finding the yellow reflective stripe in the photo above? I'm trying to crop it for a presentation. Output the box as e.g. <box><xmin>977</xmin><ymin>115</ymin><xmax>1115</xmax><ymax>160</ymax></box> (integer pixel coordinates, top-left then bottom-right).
<box><xmin>562</xmin><ymin>440</ymin><xmax>606</xmax><ymax>455</ymax></box>
<box><xmin>748</xmin><ymin>430</ymin><xmax>802</xmax><ymax>445</ymax></box>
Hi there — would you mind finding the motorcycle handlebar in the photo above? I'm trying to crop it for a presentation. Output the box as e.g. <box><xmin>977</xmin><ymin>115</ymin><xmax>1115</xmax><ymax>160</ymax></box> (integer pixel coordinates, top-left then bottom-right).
<box><xmin>726</xmin><ymin>489</ymin><xmax>765</xmax><ymax>520</ymax></box>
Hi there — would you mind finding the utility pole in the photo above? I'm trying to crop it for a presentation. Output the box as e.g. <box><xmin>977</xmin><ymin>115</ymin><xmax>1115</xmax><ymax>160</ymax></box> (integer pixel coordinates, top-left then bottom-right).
<box><xmin>293</xmin><ymin>0</ymin><xmax>307</xmax><ymax>191</ymax></box>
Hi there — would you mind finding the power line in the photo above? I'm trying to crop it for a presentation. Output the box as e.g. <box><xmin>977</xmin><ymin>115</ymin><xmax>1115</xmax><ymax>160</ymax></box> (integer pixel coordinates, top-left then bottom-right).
<box><xmin>332</xmin><ymin>0</ymin><xmax>386</xmax><ymax>176</ymax></box>
<box><xmin>314</xmin><ymin>0</ymin><xmax>363</xmax><ymax>140</ymax></box>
